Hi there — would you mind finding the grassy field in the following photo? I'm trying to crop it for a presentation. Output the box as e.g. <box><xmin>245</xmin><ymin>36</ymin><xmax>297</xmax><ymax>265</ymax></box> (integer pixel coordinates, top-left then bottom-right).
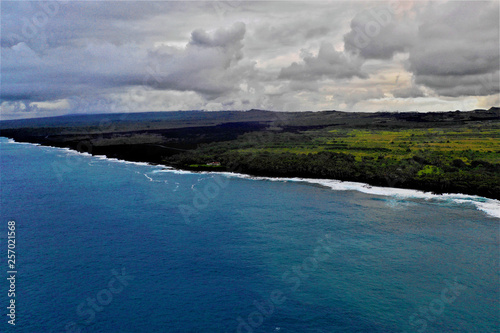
<box><xmin>235</xmin><ymin>126</ymin><xmax>500</xmax><ymax>163</ymax></box>
<box><xmin>171</xmin><ymin>122</ymin><xmax>500</xmax><ymax>199</ymax></box>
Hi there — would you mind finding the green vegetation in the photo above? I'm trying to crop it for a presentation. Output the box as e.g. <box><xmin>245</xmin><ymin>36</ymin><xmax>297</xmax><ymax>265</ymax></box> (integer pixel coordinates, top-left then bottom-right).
<box><xmin>2</xmin><ymin>108</ymin><xmax>499</xmax><ymax>199</ymax></box>
<box><xmin>166</xmin><ymin>125</ymin><xmax>500</xmax><ymax>199</ymax></box>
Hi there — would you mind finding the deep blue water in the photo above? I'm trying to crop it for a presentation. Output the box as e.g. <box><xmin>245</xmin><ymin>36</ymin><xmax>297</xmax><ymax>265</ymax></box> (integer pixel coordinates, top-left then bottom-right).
<box><xmin>0</xmin><ymin>137</ymin><xmax>498</xmax><ymax>333</ymax></box>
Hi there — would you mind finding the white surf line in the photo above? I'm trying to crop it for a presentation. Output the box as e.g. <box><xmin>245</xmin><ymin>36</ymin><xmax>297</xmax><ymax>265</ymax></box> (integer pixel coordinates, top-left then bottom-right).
<box><xmin>4</xmin><ymin>137</ymin><xmax>499</xmax><ymax>218</ymax></box>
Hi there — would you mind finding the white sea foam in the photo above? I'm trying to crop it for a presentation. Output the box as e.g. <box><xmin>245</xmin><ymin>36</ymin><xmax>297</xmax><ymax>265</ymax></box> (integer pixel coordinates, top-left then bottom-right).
<box><xmin>6</xmin><ymin>138</ymin><xmax>41</xmax><ymax>146</ymax></box>
<box><xmin>196</xmin><ymin>172</ymin><xmax>500</xmax><ymax>219</ymax></box>
<box><xmin>150</xmin><ymin>168</ymin><xmax>174</xmax><ymax>173</ymax></box>
<box><xmin>164</xmin><ymin>169</ymin><xmax>197</xmax><ymax>175</ymax></box>
<box><xmin>61</xmin><ymin>148</ymin><xmax>92</xmax><ymax>157</ymax></box>
<box><xmin>474</xmin><ymin>201</ymin><xmax>500</xmax><ymax>218</ymax></box>
<box><xmin>4</xmin><ymin>138</ymin><xmax>499</xmax><ymax>218</ymax></box>
<box><xmin>120</xmin><ymin>160</ymin><xmax>151</xmax><ymax>166</ymax></box>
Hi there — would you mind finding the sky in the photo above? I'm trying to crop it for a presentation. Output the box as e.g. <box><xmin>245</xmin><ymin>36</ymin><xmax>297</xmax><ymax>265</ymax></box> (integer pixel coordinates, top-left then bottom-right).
<box><xmin>1</xmin><ymin>0</ymin><xmax>499</xmax><ymax>120</ymax></box>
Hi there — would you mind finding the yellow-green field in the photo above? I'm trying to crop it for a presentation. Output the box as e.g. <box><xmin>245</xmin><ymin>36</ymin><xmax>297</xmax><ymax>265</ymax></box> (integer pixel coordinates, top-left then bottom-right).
<box><xmin>237</xmin><ymin>127</ymin><xmax>500</xmax><ymax>163</ymax></box>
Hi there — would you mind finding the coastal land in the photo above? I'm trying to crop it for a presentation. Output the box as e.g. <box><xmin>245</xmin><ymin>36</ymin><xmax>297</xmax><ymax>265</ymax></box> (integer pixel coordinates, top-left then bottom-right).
<box><xmin>1</xmin><ymin>108</ymin><xmax>499</xmax><ymax>200</ymax></box>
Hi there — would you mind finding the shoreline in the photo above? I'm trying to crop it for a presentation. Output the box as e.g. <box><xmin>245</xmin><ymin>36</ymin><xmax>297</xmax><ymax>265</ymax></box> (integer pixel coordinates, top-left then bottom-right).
<box><xmin>2</xmin><ymin>108</ymin><xmax>499</xmax><ymax>201</ymax></box>
<box><xmin>3</xmin><ymin>137</ymin><xmax>500</xmax><ymax>219</ymax></box>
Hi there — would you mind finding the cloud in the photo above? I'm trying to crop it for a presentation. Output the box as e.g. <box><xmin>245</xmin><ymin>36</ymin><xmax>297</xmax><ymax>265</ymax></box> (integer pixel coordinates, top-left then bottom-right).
<box><xmin>413</xmin><ymin>72</ymin><xmax>500</xmax><ymax>98</ymax></box>
<box><xmin>341</xmin><ymin>87</ymin><xmax>386</xmax><ymax>107</ymax></box>
<box><xmin>1</xmin><ymin>1</ymin><xmax>499</xmax><ymax>119</ymax></box>
<box><xmin>408</xmin><ymin>1</ymin><xmax>500</xmax><ymax>97</ymax></box>
<box><xmin>191</xmin><ymin>22</ymin><xmax>245</xmax><ymax>49</ymax></box>
<box><xmin>391</xmin><ymin>84</ymin><xmax>425</xmax><ymax>99</ymax></box>
<box><xmin>1</xmin><ymin>22</ymin><xmax>252</xmax><ymax>103</ymax></box>
<box><xmin>343</xmin><ymin>5</ymin><xmax>417</xmax><ymax>60</ymax></box>
<box><xmin>253</xmin><ymin>21</ymin><xmax>331</xmax><ymax>47</ymax></box>
<box><xmin>278</xmin><ymin>42</ymin><xmax>366</xmax><ymax>81</ymax></box>
<box><xmin>342</xmin><ymin>1</ymin><xmax>499</xmax><ymax>98</ymax></box>
<box><xmin>1</xmin><ymin>41</ymin><xmax>149</xmax><ymax>102</ymax></box>
<box><xmin>146</xmin><ymin>22</ymin><xmax>254</xmax><ymax>98</ymax></box>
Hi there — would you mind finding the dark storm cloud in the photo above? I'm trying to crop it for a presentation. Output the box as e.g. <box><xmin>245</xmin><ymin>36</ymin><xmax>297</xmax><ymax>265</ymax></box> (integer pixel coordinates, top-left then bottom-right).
<box><xmin>343</xmin><ymin>5</ymin><xmax>416</xmax><ymax>60</ymax></box>
<box><xmin>408</xmin><ymin>1</ymin><xmax>500</xmax><ymax>97</ymax></box>
<box><xmin>1</xmin><ymin>21</ymin><xmax>252</xmax><ymax>102</ymax></box>
<box><xmin>341</xmin><ymin>1</ymin><xmax>500</xmax><ymax>98</ymax></box>
<box><xmin>1</xmin><ymin>1</ymin><xmax>499</xmax><ymax>119</ymax></box>
<box><xmin>1</xmin><ymin>1</ymin><xmax>172</xmax><ymax>49</ymax></box>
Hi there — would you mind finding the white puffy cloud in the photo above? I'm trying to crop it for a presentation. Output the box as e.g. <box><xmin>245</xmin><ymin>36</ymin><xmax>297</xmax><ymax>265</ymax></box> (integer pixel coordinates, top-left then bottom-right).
<box><xmin>145</xmin><ymin>22</ymin><xmax>254</xmax><ymax>98</ymax></box>
<box><xmin>279</xmin><ymin>42</ymin><xmax>366</xmax><ymax>81</ymax></box>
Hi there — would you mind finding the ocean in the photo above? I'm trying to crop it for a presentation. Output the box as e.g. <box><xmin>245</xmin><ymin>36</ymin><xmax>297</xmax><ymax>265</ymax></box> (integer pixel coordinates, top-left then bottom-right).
<box><xmin>0</xmin><ymin>137</ymin><xmax>498</xmax><ymax>333</ymax></box>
